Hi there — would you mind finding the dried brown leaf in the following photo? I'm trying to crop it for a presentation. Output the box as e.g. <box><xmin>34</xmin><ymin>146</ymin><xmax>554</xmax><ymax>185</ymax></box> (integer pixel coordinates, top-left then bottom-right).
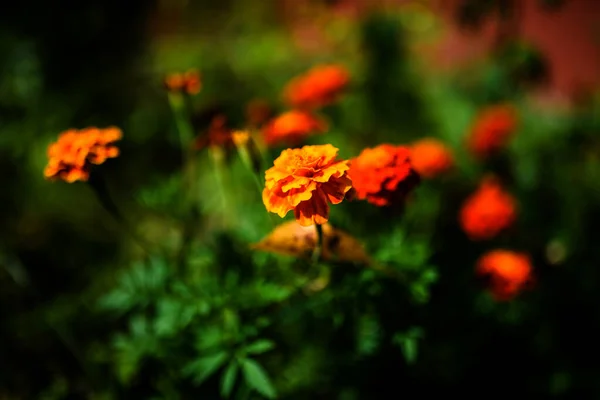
<box><xmin>252</xmin><ymin>221</ymin><xmax>371</xmax><ymax>265</ymax></box>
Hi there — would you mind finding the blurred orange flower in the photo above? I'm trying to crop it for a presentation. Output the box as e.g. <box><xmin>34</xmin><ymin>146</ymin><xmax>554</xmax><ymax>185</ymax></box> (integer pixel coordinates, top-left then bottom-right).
<box><xmin>410</xmin><ymin>138</ymin><xmax>454</xmax><ymax>178</ymax></box>
<box><xmin>348</xmin><ymin>144</ymin><xmax>420</xmax><ymax>206</ymax></box>
<box><xmin>460</xmin><ymin>177</ymin><xmax>516</xmax><ymax>240</ymax></box>
<box><xmin>263</xmin><ymin>144</ymin><xmax>352</xmax><ymax>226</ymax></box>
<box><xmin>246</xmin><ymin>98</ymin><xmax>272</xmax><ymax>127</ymax></box>
<box><xmin>44</xmin><ymin>127</ymin><xmax>122</xmax><ymax>183</ymax></box>
<box><xmin>283</xmin><ymin>64</ymin><xmax>349</xmax><ymax>109</ymax></box>
<box><xmin>193</xmin><ymin>115</ymin><xmax>234</xmax><ymax>150</ymax></box>
<box><xmin>467</xmin><ymin>104</ymin><xmax>518</xmax><ymax>157</ymax></box>
<box><xmin>262</xmin><ymin>110</ymin><xmax>327</xmax><ymax>147</ymax></box>
<box><xmin>164</xmin><ymin>69</ymin><xmax>201</xmax><ymax>95</ymax></box>
<box><xmin>476</xmin><ymin>250</ymin><xmax>533</xmax><ymax>301</ymax></box>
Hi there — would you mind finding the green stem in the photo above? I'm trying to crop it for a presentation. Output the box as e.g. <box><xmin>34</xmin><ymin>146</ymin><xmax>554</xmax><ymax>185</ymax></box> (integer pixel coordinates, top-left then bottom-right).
<box><xmin>312</xmin><ymin>223</ymin><xmax>324</xmax><ymax>264</ymax></box>
<box><xmin>87</xmin><ymin>173</ymin><xmax>154</xmax><ymax>255</ymax></box>
<box><xmin>167</xmin><ymin>92</ymin><xmax>195</xmax><ymax>165</ymax></box>
<box><xmin>168</xmin><ymin>92</ymin><xmax>200</xmax><ymax>213</ymax></box>
<box><xmin>168</xmin><ymin>91</ymin><xmax>203</xmax><ymax>270</ymax></box>
<box><xmin>210</xmin><ymin>146</ymin><xmax>232</xmax><ymax>227</ymax></box>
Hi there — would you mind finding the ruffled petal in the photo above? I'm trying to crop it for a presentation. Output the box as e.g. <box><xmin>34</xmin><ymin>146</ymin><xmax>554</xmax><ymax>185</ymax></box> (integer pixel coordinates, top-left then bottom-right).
<box><xmin>321</xmin><ymin>175</ymin><xmax>353</xmax><ymax>204</ymax></box>
<box><xmin>294</xmin><ymin>189</ymin><xmax>329</xmax><ymax>226</ymax></box>
<box><xmin>262</xmin><ymin>188</ymin><xmax>294</xmax><ymax>218</ymax></box>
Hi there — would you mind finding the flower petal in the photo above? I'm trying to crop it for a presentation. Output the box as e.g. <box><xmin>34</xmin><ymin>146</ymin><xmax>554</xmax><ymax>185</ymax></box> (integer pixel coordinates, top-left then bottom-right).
<box><xmin>294</xmin><ymin>189</ymin><xmax>329</xmax><ymax>226</ymax></box>
<box><xmin>262</xmin><ymin>188</ymin><xmax>294</xmax><ymax>217</ymax></box>
<box><xmin>321</xmin><ymin>175</ymin><xmax>353</xmax><ymax>204</ymax></box>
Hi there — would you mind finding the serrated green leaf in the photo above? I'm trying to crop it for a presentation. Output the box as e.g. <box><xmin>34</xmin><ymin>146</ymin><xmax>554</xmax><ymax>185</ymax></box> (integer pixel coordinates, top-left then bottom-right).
<box><xmin>221</xmin><ymin>361</ymin><xmax>239</xmax><ymax>398</ymax></box>
<box><xmin>241</xmin><ymin>358</ymin><xmax>277</xmax><ymax>399</ymax></box>
<box><xmin>183</xmin><ymin>351</ymin><xmax>229</xmax><ymax>385</ymax></box>
<box><xmin>195</xmin><ymin>326</ymin><xmax>224</xmax><ymax>352</ymax></box>
<box><xmin>245</xmin><ymin>340</ymin><xmax>275</xmax><ymax>355</ymax></box>
<box><xmin>154</xmin><ymin>298</ymin><xmax>182</xmax><ymax>337</ymax></box>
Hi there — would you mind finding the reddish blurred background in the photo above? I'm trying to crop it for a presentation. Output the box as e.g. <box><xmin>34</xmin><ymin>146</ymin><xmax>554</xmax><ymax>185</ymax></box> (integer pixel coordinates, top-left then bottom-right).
<box><xmin>279</xmin><ymin>0</ymin><xmax>599</xmax><ymax>106</ymax></box>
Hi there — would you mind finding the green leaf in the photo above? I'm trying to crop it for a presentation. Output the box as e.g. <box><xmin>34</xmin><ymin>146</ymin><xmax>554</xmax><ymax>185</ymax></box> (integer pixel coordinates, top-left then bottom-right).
<box><xmin>245</xmin><ymin>340</ymin><xmax>275</xmax><ymax>355</ymax></box>
<box><xmin>392</xmin><ymin>328</ymin><xmax>423</xmax><ymax>365</ymax></box>
<box><xmin>356</xmin><ymin>315</ymin><xmax>381</xmax><ymax>356</ymax></box>
<box><xmin>220</xmin><ymin>361</ymin><xmax>239</xmax><ymax>398</ymax></box>
<box><xmin>97</xmin><ymin>290</ymin><xmax>132</xmax><ymax>312</ymax></box>
<box><xmin>183</xmin><ymin>351</ymin><xmax>229</xmax><ymax>385</ymax></box>
<box><xmin>194</xmin><ymin>326</ymin><xmax>224</xmax><ymax>352</ymax></box>
<box><xmin>400</xmin><ymin>337</ymin><xmax>418</xmax><ymax>365</ymax></box>
<box><xmin>241</xmin><ymin>358</ymin><xmax>277</xmax><ymax>399</ymax></box>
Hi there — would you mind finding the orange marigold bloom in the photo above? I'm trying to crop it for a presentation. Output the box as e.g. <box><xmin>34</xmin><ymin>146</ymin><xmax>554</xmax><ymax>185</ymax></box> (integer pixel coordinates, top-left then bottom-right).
<box><xmin>262</xmin><ymin>110</ymin><xmax>327</xmax><ymax>147</ymax></box>
<box><xmin>476</xmin><ymin>250</ymin><xmax>533</xmax><ymax>301</ymax></box>
<box><xmin>263</xmin><ymin>144</ymin><xmax>352</xmax><ymax>226</ymax></box>
<box><xmin>460</xmin><ymin>177</ymin><xmax>516</xmax><ymax>240</ymax></box>
<box><xmin>467</xmin><ymin>104</ymin><xmax>518</xmax><ymax>157</ymax></box>
<box><xmin>164</xmin><ymin>69</ymin><xmax>201</xmax><ymax>95</ymax></box>
<box><xmin>283</xmin><ymin>64</ymin><xmax>349</xmax><ymax>109</ymax></box>
<box><xmin>246</xmin><ymin>98</ymin><xmax>272</xmax><ymax>127</ymax></box>
<box><xmin>44</xmin><ymin>127</ymin><xmax>122</xmax><ymax>183</ymax></box>
<box><xmin>193</xmin><ymin>115</ymin><xmax>234</xmax><ymax>150</ymax></box>
<box><xmin>348</xmin><ymin>144</ymin><xmax>420</xmax><ymax>207</ymax></box>
<box><xmin>410</xmin><ymin>138</ymin><xmax>454</xmax><ymax>178</ymax></box>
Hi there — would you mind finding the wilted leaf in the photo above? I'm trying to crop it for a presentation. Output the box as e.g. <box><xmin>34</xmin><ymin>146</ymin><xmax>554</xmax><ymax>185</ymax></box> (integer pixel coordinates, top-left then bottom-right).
<box><xmin>241</xmin><ymin>358</ymin><xmax>277</xmax><ymax>399</ymax></box>
<box><xmin>252</xmin><ymin>221</ymin><xmax>371</xmax><ymax>264</ymax></box>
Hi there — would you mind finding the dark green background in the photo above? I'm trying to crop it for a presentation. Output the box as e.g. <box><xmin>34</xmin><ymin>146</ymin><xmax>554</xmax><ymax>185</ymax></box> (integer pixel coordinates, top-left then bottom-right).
<box><xmin>1</xmin><ymin>0</ymin><xmax>599</xmax><ymax>398</ymax></box>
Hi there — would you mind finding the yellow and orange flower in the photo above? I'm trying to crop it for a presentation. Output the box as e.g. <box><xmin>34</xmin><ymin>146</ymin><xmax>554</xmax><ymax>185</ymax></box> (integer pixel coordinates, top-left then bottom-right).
<box><xmin>44</xmin><ymin>127</ymin><xmax>122</xmax><ymax>183</ymax></box>
<box><xmin>348</xmin><ymin>144</ymin><xmax>420</xmax><ymax>207</ymax></box>
<box><xmin>262</xmin><ymin>110</ymin><xmax>327</xmax><ymax>147</ymax></box>
<box><xmin>263</xmin><ymin>144</ymin><xmax>352</xmax><ymax>226</ymax></box>
<box><xmin>410</xmin><ymin>138</ymin><xmax>454</xmax><ymax>178</ymax></box>
<box><xmin>467</xmin><ymin>104</ymin><xmax>518</xmax><ymax>157</ymax></box>
<box><xmin>283</xmin><ymin>64</ymin><xmax>349</xmax><ymax>109</ymax></box>
<box><xmin>460</xmin><ymin>177</ymin><xmax>516</xmax><ymax>240</ymax></box>
<box><xmin>164</xmin><ymin>69</ymin><xmax>201</xmax><ymax>95</ymax></box>
<box><xmin>476</xmin><ymin>250</ymin><xmax>533</xmax><ymax>301</ymax></box>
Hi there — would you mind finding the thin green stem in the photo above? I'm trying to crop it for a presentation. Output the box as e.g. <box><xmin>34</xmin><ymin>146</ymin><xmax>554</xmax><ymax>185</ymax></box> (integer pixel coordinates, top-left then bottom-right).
<box><xmin>210</xmin><ymin>146</ymin><xmax>233</xmax><ymax>227</ymax></box>
<box><xmin>168</xmin><ymin>91</ymin><xmax>203</xmax><ymax>270</ymax></box>
<box><xmin>312</xmin><ymin>223</ymin><xmax>324</xmax><ymax>264</ymax></box>
<box><xmin>167</xmin><ymin>92</ymin><xmax>195</xmax><ymax>165</ymax></box>
<box><xmin>167</xmin><ymin>92</ymin><xmax>201</xmax><ymax>214</ymax></box>
<box><xmin>87</xmin><ymin>173</ymin><xmax>155</xmax><ymax>256</ymax></box>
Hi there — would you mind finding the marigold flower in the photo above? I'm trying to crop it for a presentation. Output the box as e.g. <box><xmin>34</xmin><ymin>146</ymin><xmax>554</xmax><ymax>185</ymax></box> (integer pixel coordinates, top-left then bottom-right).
<box><xmin>263</xmin><ymin>144</ymin><xmax>352</xmax><ymax>226</ymax></box>
<box><xmin>410</xmin><ymin>138</ymin><xmax>454</xmax><ymax>178</ymax></box>
<box><xmin>246</xmin><ymin>98</ymin><xmax>272</xmax><ymax>127</ymax></box>
<box><xmin>283</xmin><ymin>64</ymin><xmax>349</xmax><ymax>109</ymax></box>
<box><xmin>262</xmin><ymin>110</ymin><xmax>327</xmax><ymax>147</ymax></box>
<box><xmin>44</xmin><ymin>127</ymin><xmax>122</xmax><ymax>183</ymax></box>
<box><xmin>467</xmin><ymin>104</ymin><xmax>518</xmax><ymax>157</ymax></box>
<box><xmin>476</xmin><ymin>250</ymin><xmax>533</xmax><ymax>301</ymax></box>
<box><xmin>164</xmin><ymin>69</ymin><xmax>201</xmax><ymax>95</ymax></box>
<box><xmin>460</xmin><ymin>177</ymin><xmax>516</xmax><ymax>240</ymax></box>
<box><xmin>348</xmin><ymin>144</ymin><xmax>420</xmax><ymax>207</ymax></box>
<box><xmin>193</xmin><ymin>115</ymin><xmax>234</xmax><ymax>150</ymax></box>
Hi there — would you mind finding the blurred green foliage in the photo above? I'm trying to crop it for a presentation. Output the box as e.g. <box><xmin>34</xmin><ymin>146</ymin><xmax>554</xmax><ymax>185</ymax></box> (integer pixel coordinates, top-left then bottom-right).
<box><xmin>1</xmin><ymin>0</ymin><xmax>600</xmax><ymax>398</ymax></box>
